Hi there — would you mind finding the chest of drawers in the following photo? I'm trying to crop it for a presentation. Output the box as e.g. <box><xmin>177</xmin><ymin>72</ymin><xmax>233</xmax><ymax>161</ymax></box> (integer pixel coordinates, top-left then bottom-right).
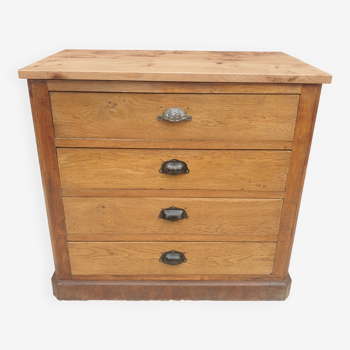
<box><xmin>19</xmin><ymin>50</ymin><xmax>331</xmax><ymax>300</ymax></box>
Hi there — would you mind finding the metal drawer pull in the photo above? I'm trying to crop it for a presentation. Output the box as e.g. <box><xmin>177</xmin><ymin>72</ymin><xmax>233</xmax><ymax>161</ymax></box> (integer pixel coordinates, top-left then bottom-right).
<box><xmin>157</xmin><ymin>107</ymin><xmax>192</xmax><ymax>122</ymax></box>
<box><xmin>159</xmin><ymin>159</ymin><xmax>190</xmax><ymax>175</ymax></box>
<box><xmin>158</xmin><ymin>206</ymin><xmax>189</xmax><ymax>221</ymax></box>
<box><xmin>159</xmin><ymin>251</ymin><xmax>187</xmax><ymax>265</ymax></box>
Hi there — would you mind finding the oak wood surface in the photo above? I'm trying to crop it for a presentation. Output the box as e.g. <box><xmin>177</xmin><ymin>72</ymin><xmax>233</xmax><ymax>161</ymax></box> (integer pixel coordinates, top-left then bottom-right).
<box><xmin>18</xmin><ymin>50</ymin><xmax>332</xmax><ymax>83</ymax></box>
<box><xmin>67</xmin><ymin>234</ymin><xmax>278</xmax><ymax>243</ymax></box>
<box><xmin>68</xmin><ymin>242</ymin><xmax>276</xmax><ymax>276</ymax></box>
<box><xmin>63</xmin><ymin>197</ymin><xmax>282</xmax><ymax>238</ymax></box>
<box><xmin>47</xmin><ymin>80</ymin><xmax>302</xmax><ymax>94</ymax></box>
<box><xmin>273</xmin><ymin>85</ymin><xmax>322</xmax><ymax>278</ymax></box>
<box><xmin>51</xmin><ymin>92</ymin><xmax>299</xmax><ymax>141</ymax></box>
<box><xmin>52</xmin><ymin>273</ymin><xmax>292</xmax><ymax>300</ymax></box>
<box><xmin>21</xmin><ymin>50</ymin><xmax>330</xmax><ymax>301</ymax></box>
<box><xmin>57</xmin><ymin>149</ymin><xmax>291</xmax><ymax>191</ymax></box>
<box><xmin>70</xmin><ymin>273</ymin><xmax>281</xmax><ymax>281</ymax></box>
<box><xmin>55</xmin><ymin>138</ymin><xmax>293</xmax><ymax>150</ymax></box>
<box><xmin>61</xmin><ymin>189</ymin><xmax>286</xmax><ymax>199</ymax></box>
<box><xmin>28</xmin><ymin>80</ymin><xmax>71</xmax><ymax>280</ymax></box>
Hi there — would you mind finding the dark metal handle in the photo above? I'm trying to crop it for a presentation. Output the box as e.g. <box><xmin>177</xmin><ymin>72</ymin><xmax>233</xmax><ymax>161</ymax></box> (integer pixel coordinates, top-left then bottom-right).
<box><xmin>159</xmin><ymin>159</ymin><xmax>190</xmax><ymax>175</ymax></box>
<box><xmin>158</xmin><ymin>206</ymin><xmax>189</xmax><ymax>222</ymax></box>
<box><xmin>159</xmin><ymin>250</ymin><xmax>187</xmax><ymax>265</ymax></box>
<box><xmin>157</xmin><ymin>108</ymin><xmax>192</xmax><ymax>122</ymax></box>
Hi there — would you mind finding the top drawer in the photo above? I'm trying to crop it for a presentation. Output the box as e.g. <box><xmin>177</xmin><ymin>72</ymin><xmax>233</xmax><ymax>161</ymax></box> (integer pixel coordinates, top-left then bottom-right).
<box><xmin>50</xmin><ymin>92</ymin><xmax>299</xmax><ymax>141</ymax></box>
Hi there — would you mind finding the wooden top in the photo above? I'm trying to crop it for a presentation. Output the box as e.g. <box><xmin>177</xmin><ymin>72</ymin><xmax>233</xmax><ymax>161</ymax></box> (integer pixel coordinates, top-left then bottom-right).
<box><xmin>18</xmin><ymin>50</ymin><xmax>331</xmax><ymax>84</ymax></box>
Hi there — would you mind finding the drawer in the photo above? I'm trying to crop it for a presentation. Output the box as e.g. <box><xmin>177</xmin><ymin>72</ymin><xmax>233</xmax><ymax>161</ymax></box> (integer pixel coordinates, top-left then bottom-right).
<box><xmin>51</xmin><ymin>92</ymin><xmax>299</xmax><ymax>141</ymax></box>
<box><xmin>68</xmin><ymin>242</ymin><xmax>276</xmax><ymax>276</ymax></box>
<box><xmin>57</xmin><ymin>149</ymin><xmax>291</xmax><ymax>191</ymax></box>
<box><xmin>63</xmin><ymin>197</ymin><xmax>282</xmax><ymax>239</ymax></box>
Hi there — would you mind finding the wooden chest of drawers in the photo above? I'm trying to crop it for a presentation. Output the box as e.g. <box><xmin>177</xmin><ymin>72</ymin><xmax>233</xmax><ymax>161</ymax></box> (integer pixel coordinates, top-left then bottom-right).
<box><xmin>19</xmin><ymin>50</ymin><xmax>331</xmax><ymax>300</ymax></box>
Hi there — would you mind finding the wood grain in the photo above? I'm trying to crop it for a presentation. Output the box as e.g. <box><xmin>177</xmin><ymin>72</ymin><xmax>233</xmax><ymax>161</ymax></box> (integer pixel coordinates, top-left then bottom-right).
<box><xmin>28</xmin><ymin>80</ymin><xmax>71</xmax><ymax>280</ymax></box>
<box><xmin>67</xmin><ymin>233</ymin><xmax>278</xmax><ymax>243</ymax></box>
<box><xmin>55</xmin><ymin>138</ymin><xmax>293</xmax><ymax>150</ymax></box>
<box><xmin>51</xmin><ymin>92</ymin><xmax>299</xmax><ymax>141</ymax></box>
<box><xmin>68</xmin><ymin>242</ymin><xmax>276</xmax><ymax>276</ymax></box>
<box><xmin>18</xmin><ymin>50</ymin><xmax>332</xmax><ymax>83</ymax></box>
<box><xmin>61</xmin><ymin>189</ymin><xmax>286</xmax><ymax>199</ymax></box>
<box><xmin>69</xmin><ymin>273</ymin><xmax>281</xmax><ymax>281</ymax></box>
<box><xmin>21</xmin><ymin>50</ymin><xmax>330</xmax><ymax>301</ymax></box>
<box><xmin>273</xmin><ymin>85</ymin><xmax>322</xmax><ymax>278</ymax></box>
<box><xmin>52</xmin><ymin>273</ymin><xmax>292</xmax><ymax>300</ymax></box>
<box><xmin>63</xmin><ymin>197</ymin><xmax>283</xmax><ymax>238</ymax></box>
<box><xmin>57</xmin><ymin>149</ymin><xmax>291</xmax><ymax>191</ymax></box>
<box><xmin>47</xmin><ymin>80</ymin><xmax>302</xmax><ymax>94</ymax></box>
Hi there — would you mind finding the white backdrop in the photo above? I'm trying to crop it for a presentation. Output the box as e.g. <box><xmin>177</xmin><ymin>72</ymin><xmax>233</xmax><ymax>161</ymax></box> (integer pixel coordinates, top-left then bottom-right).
<box><xmin>1</xmin><ymin>1</ymin><xmax>349</xmax><ymax>349</ymax></box>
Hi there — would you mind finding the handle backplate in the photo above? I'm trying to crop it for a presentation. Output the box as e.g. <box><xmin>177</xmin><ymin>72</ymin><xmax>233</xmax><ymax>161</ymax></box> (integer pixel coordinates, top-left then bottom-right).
<box><xmin>158</xmin><ymin>206</ymin><xmax>189</xmax><ymax>221</ymax></box>
<box><xmin>159</xmin><ymin>159</ymin><xmax>190</xmax><ymax>175</ymax></box>
<box><xmin>159</xmin><ymin>250</ymin><xmax>187</xmax><ymax>265</ymax></box>
<box><xmin>157</xmin><ymin>108</ymin><xmax>192</xmax><ymax>122</ymax></box>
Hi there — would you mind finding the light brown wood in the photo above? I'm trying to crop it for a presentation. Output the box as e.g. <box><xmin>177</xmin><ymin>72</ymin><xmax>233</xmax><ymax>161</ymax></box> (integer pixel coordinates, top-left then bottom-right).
<box><xmin>47</xmin><ymin>80</ymin><xmax>302</xmax><ymax>94</ymax></box>
<box><xmin>63</xmin><ymin>197</ymin><xmax>283</xmax><ymax>239</ymax></box>
<box><xmin>51</xmin><ymin>92</ymin><xmax>299</xmax><ymax>141</ymax></box>
<box><xmin>57</xmin><ymin>149</ymin><xmax>291</xmax><ymax>191</ymax></box>
<box><xmin>55</xmin><ymin>138</ymin><xmax>293</xmax><ymax>150</ymax></box>
<box><xmin>21</xmin><ymin>50</ymin><xmax>331</xmax><ymax>301</ymax></box>
<box><xmin>68</xmin><ymin>242</ymin><xmax>276</xmax><ymax>276</ymax></box>
<box><xmin>61</xmin><ymin>189</ymin><xmax>286</xmax><ymax>199</ymax></box>
<box><xmin>69</xmin><ymin>274</ymin><xmax>281</xmax><ymax>281</ymax></box>
<box><xmin>273</xmin><ymin>85</ymin><xmax>322</xmax><ymax>278</ymax></box>
<box><xmin>18</xmin><ymin>50</ymin><xmax>332</xmax><ymax>83</ymax></box>
<box><xmin>28</xmin><ymin>80</ymin><xmax>71</xmax><ymax>280</ymax></box>
<box><xmin>67</xmin><ymin>233</ymin><xmax>278</xmax><ymax>243</ymax></box>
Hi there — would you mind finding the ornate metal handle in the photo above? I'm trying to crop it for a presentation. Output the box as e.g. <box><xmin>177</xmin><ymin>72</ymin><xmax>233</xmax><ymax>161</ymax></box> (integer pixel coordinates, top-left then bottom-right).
<box><xmin>159</xmin><ymin>250</ymin><xmax>187</xmax><ymax>265</ymax></box>
<box><xmin>159</xmin><ymin>159</ymin><xmax>190</xmax><ymax>175</ymax></box>
<box><xmin>158</xmin><ymin>206</ymin><xmax>189</xmax><ymax>221</ymax></box>
<box><xmin>157</xmin><ymin>108</ymin><xmax>192</xmax><ymax>122</ymax></box>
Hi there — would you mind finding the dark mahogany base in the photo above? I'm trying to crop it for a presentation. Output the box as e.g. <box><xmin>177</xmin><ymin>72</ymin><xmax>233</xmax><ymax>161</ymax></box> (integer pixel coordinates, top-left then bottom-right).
<box><xmin>52</xmin><ymin>274</ymin><xmax>292</xmax><ymax>301</ymax></box>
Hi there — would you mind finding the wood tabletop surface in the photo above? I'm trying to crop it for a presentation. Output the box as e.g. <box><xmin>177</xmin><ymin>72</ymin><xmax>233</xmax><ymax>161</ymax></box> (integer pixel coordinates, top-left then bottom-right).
<box><xmin>18</xmin><ymin>50</ymin><xmax>331</xmax><ymax>83</ymax></box>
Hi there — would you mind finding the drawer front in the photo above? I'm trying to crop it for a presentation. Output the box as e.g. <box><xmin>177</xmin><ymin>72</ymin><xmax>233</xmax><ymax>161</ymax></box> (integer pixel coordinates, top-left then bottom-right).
<box><xmin>57</xmin><ymin>149</ymin><xmax>291</xmax><ymax>191</ymax></box>
<box><xmin>64</xmin><ymin>197</ymin><xmax>282</xmax><ymax>238</ymax></box>
<box><xmin>51</xmin><ymin>92</ymin><xmax>299</xmax><ymax>141</ymax></box>
<box><xmin>68</xmin><ymin>242</ymin><xmax>276</xmax><ymax>276</ymax></box>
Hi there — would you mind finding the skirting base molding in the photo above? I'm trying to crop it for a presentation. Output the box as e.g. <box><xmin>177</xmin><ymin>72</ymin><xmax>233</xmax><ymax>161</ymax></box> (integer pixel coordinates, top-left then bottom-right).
<box><xmin>52</xmin><ymin>273</ymin><xmax>292</xmax><ymax>301</ymax></box>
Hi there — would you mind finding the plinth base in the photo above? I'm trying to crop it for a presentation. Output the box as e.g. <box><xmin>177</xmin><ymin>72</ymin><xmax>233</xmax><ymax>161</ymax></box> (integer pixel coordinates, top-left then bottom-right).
<box><xmin>52</xmin><ymin>274</ymin><xmax>291</xmax><ymax>301</ymax></box>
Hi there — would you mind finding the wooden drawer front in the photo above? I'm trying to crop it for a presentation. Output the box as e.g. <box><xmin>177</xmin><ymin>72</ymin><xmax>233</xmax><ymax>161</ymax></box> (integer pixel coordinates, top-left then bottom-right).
<box><xmin>64</xmin><ymin>197</ymin><xmax>282</xmax><ymax>240</ymax></box>
<box><xmin>51</xmin><ymin>92</ymin><xmax>299</xmax><ymax>141</ymax></box>
<box><xmin>57</xmin><ymin>149</ymin><xmax>291</xmax><ymax>191</ymax></box>
<box><xmin>68</xmin><ymin>242</ymin><xmax>276</xmax><ymax>276</ymax></box>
